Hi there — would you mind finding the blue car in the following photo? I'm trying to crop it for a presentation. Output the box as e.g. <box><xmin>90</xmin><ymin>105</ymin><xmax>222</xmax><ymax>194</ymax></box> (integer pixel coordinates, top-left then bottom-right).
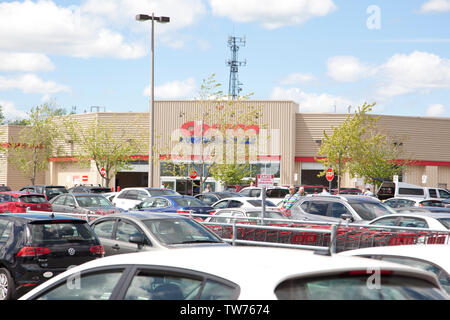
<box><xmin>133</xmin><ymin>195</ymin><xmax>215</xmax><ymax>219</ymax></box>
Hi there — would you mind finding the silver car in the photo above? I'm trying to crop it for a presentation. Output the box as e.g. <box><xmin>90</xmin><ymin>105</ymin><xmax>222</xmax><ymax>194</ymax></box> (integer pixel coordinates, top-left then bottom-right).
<box><xmin>89</xmin><ymin>212</ymin><xmax>228</xmax><ymax>256</ymax></box>
<box><xmin>50</xmin><ymin>193</ymin><xmax>122</xmax><ymax>216</ymax></box>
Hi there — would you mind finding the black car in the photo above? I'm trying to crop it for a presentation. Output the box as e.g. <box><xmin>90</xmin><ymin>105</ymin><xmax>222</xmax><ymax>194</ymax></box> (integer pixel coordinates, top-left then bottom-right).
<box><xmin>20</xmin><ymin>185</ymin><xmax>68</xmax><ymax>201</ymax></box>
<box><xmin>0</xmin><ymin>213</ymin><xmax>104</xmax><ymax>300</ymax></box>
<box><xmin>194</xmin><ymin>192</ymin><xmax>243</xmax><ymax>206</ymax></box>
<box><xmin>68</xmin><ymin>185</ymin><xmax>112</xmax><ymax>194</ymax></box>
<box><xmin>0</xmin><ymin>185</ymin><xmax>11</xmax><ymax>192</ymax></box>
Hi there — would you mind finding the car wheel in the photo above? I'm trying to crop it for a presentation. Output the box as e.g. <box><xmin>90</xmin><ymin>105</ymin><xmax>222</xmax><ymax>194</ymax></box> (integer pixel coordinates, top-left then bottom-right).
<box><xmin>0</xmin><ymin>268</ymin><xmax>15</xmax><ymax>300</ymax></box>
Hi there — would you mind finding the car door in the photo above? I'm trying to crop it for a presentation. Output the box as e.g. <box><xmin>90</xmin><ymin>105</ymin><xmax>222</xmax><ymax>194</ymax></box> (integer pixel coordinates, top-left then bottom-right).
<box><xmin>51</xmin><ymin>195</ymin><xmax>68</xmax><ymax>213</ymax></box>
<box><xmin>91</xmin><ymin>218</ymin><xmax>118</xmax><ymax>256</ymax></box>
<box><xmin>111</xmin><ymin>218</ymin><xmax>151</xmax><ymax>255</ymax></box>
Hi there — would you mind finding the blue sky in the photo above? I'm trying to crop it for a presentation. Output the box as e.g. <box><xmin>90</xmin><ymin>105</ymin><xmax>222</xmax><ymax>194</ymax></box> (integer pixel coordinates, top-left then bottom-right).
<box><xmin>0</xmin><ymin>0</ymin><xmax>450</xmax><ymax>120</ymax></box>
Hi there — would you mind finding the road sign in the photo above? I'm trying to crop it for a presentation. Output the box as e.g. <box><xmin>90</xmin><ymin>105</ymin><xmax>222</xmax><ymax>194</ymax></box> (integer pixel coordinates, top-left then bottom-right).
<box><xmin>256</xmin><ymin>174</ymin><xmax>274</xmax><ymax>188</ymax></box>
<box><xmin>100</xmin><ymin>168</ymin><xmax>106</xmax><ymax>177</ymax></box>
<box><xmin>82</xmin><ymin>175</ymin><xmax>88</xmax><ymax>182</ymax></box>
<box><xmin>189</xmin><ymin>170</ymin><xmax>198</xmax><ymax>179</ymax></box>
<box><xmin>325</xmin><ymin>168</ymin><xmax>334</xmax><ymax>182</ymax></box>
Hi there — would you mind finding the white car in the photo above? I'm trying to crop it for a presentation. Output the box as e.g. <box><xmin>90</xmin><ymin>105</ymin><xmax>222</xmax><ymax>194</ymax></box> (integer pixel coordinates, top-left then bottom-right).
<box><xmin>383</xmin><ymin>197</ymin><xmax>445</xmax><ymax>209</ymax></box>
<box><xmin>112</xmin><ymin>187</ymin><xmax>179</xmax><ymax>210</ymax></box>
<box><xmin>339</xmin><ymin>244</ymin><xmax>450</xmax><ymax>295</ymax></box>
<box><xmin>211</xmin><ymin>197</ymin><xmax>277</xmax><ymax>210</ymax></box>
<box><xmin>19</xmin><ymin>246</ymin><xmax>447</xmax><ymax>300</ymax></box>
<box><xmin>369</xmin><ymin>212</ymin><xmax>450</xmax><ymax>231</ymax></box>
<box><xmin>204</xmin><ymin>207</ymin><xmax>290</xmax><ymax>224</ymax></box>
<box><xmin>238</xmin><ymin>187</ymin><xmax>290</xmax><ymax>205</ymax></box>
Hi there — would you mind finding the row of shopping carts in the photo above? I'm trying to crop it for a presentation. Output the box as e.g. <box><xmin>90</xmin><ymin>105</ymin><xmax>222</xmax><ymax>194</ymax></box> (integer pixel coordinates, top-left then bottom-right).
<box><xmin>204</xmin><ymin>221</ymin><xmax>450</xmax><ymax>252</ymax></box>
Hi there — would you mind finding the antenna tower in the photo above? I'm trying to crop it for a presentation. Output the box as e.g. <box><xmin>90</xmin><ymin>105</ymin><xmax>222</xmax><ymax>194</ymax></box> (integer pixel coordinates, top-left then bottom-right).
<box><xmin>227</xmin><ymin>35</ymin><xmax>246</xmax><ymax>99</ymax></box>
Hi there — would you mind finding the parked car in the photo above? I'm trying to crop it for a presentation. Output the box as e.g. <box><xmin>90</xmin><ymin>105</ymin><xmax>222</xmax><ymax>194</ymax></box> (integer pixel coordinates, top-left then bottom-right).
<box><xmin>68</xmin><ymin>185</ymin><xmax>112</xmax><ymax>194</ymax></box>
<box><xmin>205</xmin><ymin>208</ymin><xmax>291</xmax><ymax>224</ymax></box>
<box><xmin>383</xmin><ymin>197</ymin><xmax>446</xmax><ymax>208</ymax></box>
<box><xmin>395</xmin><ymin>206</ymin><xmax>450</xmax><ymax>214</ymax></box>
<box><xmin>0</xmin><ymin>185</ymin><xmax>11</xmax><ymax>192</ymax></box>
<box><xmin>377</xmin><ymin>181</ymin><xmax>450</xmax><ymax>201</ymax></box>
<box><xmin>89</xmin><ymin>212</ymin><xmax>228</xmax><ymax>256</ymax></box>
<box><xmin>19</xmin><ymin>246</ymin><xmax>448</xmax><ymax>300</ymax></box>
<box><xmin>194</xmin><ymin>191</ymin><xmax>243</xmax><ymax>206</ymax></box>
<box><xmin>134</xmin><ymin>195</ymin><xmax>215</xmax><ymax>218</ymax></box>
<box><xmin>102</xmin><ymin>192</ymin><xmax>118</xmax><ymax>203</ymax></box>
<box><xmin>0</xmin><ymin>213</ymin><xmax>104</xmax><ymax>300</ymax></box>
<box><xmin>289</xmin><ymin>195</ymin><xmax>396</xmax><ymax>223</ymax></box>
<box><xmin>368</xmin><ymin>212</ymin><xmax>450</xmax><ymax>231</ymax></box>
<box><xmin>238</xmin><ymin>187</ymin><xmax>290</xmax><ymax>204</ymax></box>
<box><xmin>19</xmin><ymin>185</ymin><xmax>68</xmax><ymax>201</ymax></box>
<box><xmin>50</xmin><ymin>193</ymin><xmax>123</xmax><ymax>216</ymax></box>
<box><xmin>224</xmin><ymin>184</ymin><xmax>250</xmax><ymax>192</ymax></box>
<box><xmin>112</xmin><ymin>187</ymin><xmax>180</xmax><ymax>210</ymax></box>
<box><xmin>339</xmin><ymin>244</ymin><xmax>450</xmax><ymax>295</ymax></box>
<box><xmin>0</xmin><ymin>192</ymin><xmax>52</xmax><ymax>213</ymax></box>
<box><xmin>211</xmin><ymin>197</ymin><xmax>278</xmax><ymax>210</ymax></box>
<box><xmin>332</xmin><ymin>188</ymin><xmax>363</xmax><ymax>195</ymax></box>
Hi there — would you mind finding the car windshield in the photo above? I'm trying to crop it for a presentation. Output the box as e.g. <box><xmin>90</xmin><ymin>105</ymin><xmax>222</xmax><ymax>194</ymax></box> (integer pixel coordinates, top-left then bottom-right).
<box><xmin>348</xmin><ymin>201</ymin><xmax>396</xmax><ymax>220</ymax></box>
<box><xmin>173</xmin><ymin>198</ymin><xmax>207</xmax><ymax>207</ymax></box>
<box><xmin>18</xmin><ymin>195</ymin><xmax>48</xmax><ymax>203</ymax></box>
<box><xmin>275</xmin><ymin>274</ymin><xmax>447</xmax><ymax>300</ymax></box>
<box><xmin>148</xmin><ymin>189</ymin><xmax>178</xmax><ymax>196</ymax></box>
<box><xmin>437</xmin><ymin>218</ymin><xmax>450</xmax><ymax>229</ymax></box>
<box><xmin>75</xmin><ymin>195</ymin><xmax>113</xmax><ymax>208</ymax></box>
<box><xmin>29</xmin><ymin>221</ymin><xmax>96</xmax><ymax>244</ymax></box>
<box><xmin>46</xmin><ymin>187</ymin><xmax>67</xmax><ymax>195</ymax></box>
<box><xmin>143</xmin><ymin>218</ymin><xmax>221</xmax><ymax>245</ymax></box>
<box><xmin>246</xmin><ymin>200</ymin><xmax>276</xmax><ymax>207</ymax></box>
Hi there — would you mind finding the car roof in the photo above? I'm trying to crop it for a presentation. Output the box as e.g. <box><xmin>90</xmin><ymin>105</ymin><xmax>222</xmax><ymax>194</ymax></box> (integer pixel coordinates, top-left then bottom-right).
<box><xmin>374</xmin><ymin>211</ymin><xmax>450</xmax><ymax>219</ymax></box>
<box><xmin>304</xmin><ymin>195</ymin><xmax>380</xmax><ymax>203</ymax></box>
<box><xmin>24</xmin><ymin>246</ymin><xmax>439</xmax><ymax>299</ymax></box>
<box><xmin>94</xmin><ymin>211</ymin><xmax>191</xmax><ymax>221</ymax></box>
<box><xmin>69</xmin><ymin>193</ymin><xmax>108</xmax><ymax>197</ymax></box>
<box><xmin>339</xmin><ymin>245</ymin><xmax>450</xmax><ymax>272</ymax></box>
<box><xmin>22</xmin><ymin>185</ymin><xmax>66</xmax><ymax>188</ymax></box>
<box><xmin>1</xmin><ymin>213</ymin><xmax>85</xmax><ymax>222</ymax></box>
<box><xmin>0</xmin><ymin>191</ymin><xmax>45</xmax><ymax>196</ymax></box>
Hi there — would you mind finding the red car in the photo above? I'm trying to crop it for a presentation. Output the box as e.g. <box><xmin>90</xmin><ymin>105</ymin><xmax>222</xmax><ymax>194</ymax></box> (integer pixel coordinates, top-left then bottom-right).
<box><xmin>0</xmin><ymin>191</ymin><xmax>53</xmax><ymax>213</ymax></box>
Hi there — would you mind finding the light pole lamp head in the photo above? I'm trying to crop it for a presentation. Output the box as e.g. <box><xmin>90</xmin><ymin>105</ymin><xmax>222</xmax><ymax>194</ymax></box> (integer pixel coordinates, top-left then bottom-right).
<box><xmin>136</xmin><ymin>14</ymin><xmax>170</xmax><ymax>23</ymax></box>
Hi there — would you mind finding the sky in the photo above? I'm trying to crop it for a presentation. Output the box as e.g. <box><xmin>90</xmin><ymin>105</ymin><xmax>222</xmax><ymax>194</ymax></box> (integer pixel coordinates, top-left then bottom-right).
<box><xmin>0</xmin><ymin>0</ymin><xmax>450</xmax><ymax>121</ymax></box>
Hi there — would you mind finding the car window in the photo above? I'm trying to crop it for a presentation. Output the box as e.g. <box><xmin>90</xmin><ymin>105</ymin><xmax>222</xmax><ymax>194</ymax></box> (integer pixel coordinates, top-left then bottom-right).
<box><xmin>52</xmin><ymin>195</ymin><xmax>66</xmax><ymax>205</ymax></box>
<box><xmin>239</xmin><ymin>189</ymin><xmax>251</xmax><ymax>197</ymax></box>
<box><xmin>348</xmin><ymin>202</ymin><xmax>394</xmax><ymax>220</ymax></box>
<box><xmin>305</xmin><ymin>201</ymin><xmax>328</xmax><ymax>216</ymax></box>
<box><xmin>0</xmin><ymin>220</ymin><xmax>12</xmax><ymax>243</ymax></box>
<box><xmin>137</xmin><ymin>191</ymin><xmax>149</xmax><ymax>201</ymax></box>
<box><xmin>75</xmin><ymin>196</ymin><xmax>112</xmax><ymax>208</ymax></box>
<box><xmin>92</xmin><ymin>219</ymin><xmax>116</xmax><ymax>239</ymax></box>
<box><xmin>384</xmin><ymin>200</ymin><xmax>395</xmax><ymax>207</ymax></box>
<box><xmin>29</xmin><ymin>221</ymin><xmax>96</xmax><ymax>243</ymax></box>
<box><xmin>437</xmin><ymin>218</ymin><xmax>450</xmax><ymax>229</ymax></box>
<box><xmin>399</xmin><ymin>199</ymin><xmax>415</xmax><ymax>207</ymax></box>
<box><xmin>147</xmin><ymin>189</ymin><xmax>178</xmax><ymax>196</ymax></box>
<box><xmin>19</xmin><ymin>195</ymin><xmax>48</xmax><ymax>204</ymax></box>
<box><xmin>66</xmin><ymin>195</ymin><xmax>76</xmax><ymax>207</ymax></box>
<box><xmin>421</xmin><ymin>200</ymin><xmax>444</xmax><ymax>207</ymax></box>
<box><xmin>116</xmin><ymin>220</ymin><xmax>143</xmax><ymax>242</ymax></box>
<box><xmin>397</xmin><ymin>217</ymin><xmax>428</xmax><ymax>228</ymax></box>
<box><xmin>330</xmin><ymin>203</ymin><xmax>349</xmax><ymax>218</ymax></box>
<box><xmin>250</xmin><ymin>189</ymin><xmax>261</xmax><ymax>197</ymax></box>
<box><xmin>274</xmin><ymin>274</ymin><xmax>447</xmax><ymax>300</ymax></box>
<box><xmin>203</xmin><ymin>195</ymin><xmax>217</xmax><ymax>205</ymax></box>
<box><xmin>228</xmin><ymin>200</ymin><xmax>243</xmax><ymax>208</ymax></box>
<box><xmin>213</xmin><ymin>200</ymin><xmax>229</xmax><ymax>209</ymax></box>
<box><xmin>0</xmin><ymin>194</ymin><xmax>12</xmax><ymax>203</ymax></box>
<box><xmin>123</xmin><ymin>270</ymin><xmax>237</xmax><ymax>300</ymax></box>
<box><xmin>428</xmin><ymin>189</ymin><xmax>438</xmax><ymax>198</ymax></box>
<box><xmin>123</xmin><ymin>190</ymin><xmax>138</xmax><ymax>200</ymax></box>
<box><xmin>300</xmin><ymin>201</ymin><xmax>309</xmax><ymax>212</ymax></box>
<box><xmin>209</xmin><ymin>211</ymin><xmax>233</xmax><ymax>223</ymax></box>
<box><xmin>35</xmin><ymin>269</ymin><xmax>125</xmax><ymax>300</ymax></box>
<box><xmin>438</xmin><ymin>189</ymin><xmax>450</xmax><ymax>199</ymax></box>
<box><xmin>154</xmin><ymin>198</ymin><xmax>170</xmax><ymax>208</ymax></box>
<box><xmin>246</xmin><ymin>200</ymin><xmax>276</xmax><ymax>207</ymax></box>
<box><xmin>173</xmin><ymin>198</ymin><xmax>207</xmax><ymax>207</ymax></box>
<box><xmin>370</xmin><ymin>217</ymin><xmax>398</xmax><ymax>226</ymax></box>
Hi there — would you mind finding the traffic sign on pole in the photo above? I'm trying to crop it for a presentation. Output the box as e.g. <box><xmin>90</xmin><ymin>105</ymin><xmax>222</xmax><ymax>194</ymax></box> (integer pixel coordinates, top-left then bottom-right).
<box><xmin>325</xmin><ymin>168</ymin><xmax>334</xmax><ymax>182</ymax></box>
<box><xmin>189</xmin><ymin>170</ymin><xmax>198</xmax><ymax>179</ymax></box>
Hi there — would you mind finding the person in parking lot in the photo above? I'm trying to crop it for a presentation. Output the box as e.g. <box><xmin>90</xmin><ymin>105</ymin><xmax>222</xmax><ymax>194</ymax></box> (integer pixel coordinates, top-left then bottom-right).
<box><xmin>281</xmin><ymin>185</ymin><xmax>300</xmax><ymax>209</ymax></box>
<box><xmin>364</xmin><ymin>187</ymin><xmax>374</xmax><ymax>196</ymax></box>
<box><xmin>298</xmin><ymin>186</ymin><xmax>305</xmax><ymax>196</ymax></box>
<box><xmin>321</xmin><ymin>187</ymin><xmax>331</xmax><ymax>195</ymax></box>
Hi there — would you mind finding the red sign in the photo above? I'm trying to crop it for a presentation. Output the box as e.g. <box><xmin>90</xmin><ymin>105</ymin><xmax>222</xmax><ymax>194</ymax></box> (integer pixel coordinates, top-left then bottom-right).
<box><xmin>256</xmin><ymin>174</ymin><xmax>274</xmax><ymax>188</ymax></box>
<box><xmin>100</xmin><ymin>168</ymin><xmax>106</xmax><ymax>177</ymax></box>
<box><xmin>189</xmin><ymin>170</ymin><xmax>198</xmax><ymax>179</ymax></box>
<box><xmin>82</xmin><ymin>176</ymin><xmax>88</xmax><ymax>182</ymax></box>
<box><xmin>325</xmin><ymin>168</ymin><xmax>334</xmax><ymax>182</ymax></box>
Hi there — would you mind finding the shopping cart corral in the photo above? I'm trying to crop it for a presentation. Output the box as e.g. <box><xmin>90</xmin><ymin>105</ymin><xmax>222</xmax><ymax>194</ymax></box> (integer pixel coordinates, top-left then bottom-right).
<box><xmin>26</xmin><ymin>210</ymin><xmax>450</xmax><ymax>253</ymax></box>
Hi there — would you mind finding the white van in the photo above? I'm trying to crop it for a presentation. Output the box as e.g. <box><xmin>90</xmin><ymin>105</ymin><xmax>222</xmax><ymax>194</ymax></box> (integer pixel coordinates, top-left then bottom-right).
<box><xmin>377</xmin><ymin>181</ymin><xmax>450</xmax><ymax>200</ymax></box>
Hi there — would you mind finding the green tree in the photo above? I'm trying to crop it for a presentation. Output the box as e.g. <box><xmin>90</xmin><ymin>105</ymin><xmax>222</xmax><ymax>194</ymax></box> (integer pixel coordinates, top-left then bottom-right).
<box><xmin>0</xmin><ymin>105</ymin><xmax>5</xmax><ymax>125</ymax></box>
<box><xmin>317</xmin><ymin>102</ymin><xmax>409</xmax><ymax>191</ymax></box>
<box><xmin>7</xmin><ymin>104</ymin><xmax>73</xmax><ymax>185</ymax></box>
<box><xmin>68</xmin><ymin>117</ymin><xmax>148</xmax><ymax>188</ymax></box>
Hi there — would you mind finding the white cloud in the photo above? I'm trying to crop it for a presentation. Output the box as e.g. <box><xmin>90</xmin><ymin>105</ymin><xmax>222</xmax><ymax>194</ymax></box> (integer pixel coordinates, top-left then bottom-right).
<box><xmin>279</xmin><ymin>73</ymin><xmax>316</xmax><ymax>85</ymax></box>
<box><xmin>376</xmin><ymin>51</ymin><xmax>450</xmax><ymax>98</ymax></box>
<box><xmin>271</xmin><ymin>87</ymin><xmax>357</xmax><ymax>112</ymax></box>
<box><xmin>420</xmin><ymin>0</ymin><xmax>450</xmax><ymax>13</ymax></box>
<box><xmin>327</xmin><ymin>56</ymin><xmax>375</xmax><ymax>82</ymax></box>
<box><xmin>208</xmin><ymin>0</ymin><xmax>337</xmax><ymax>29</ymax></box>
<box><xmin>426</xmin><ymin>104</ymin><xmax>446</xmax><ymax>116</ymax></box>
<box><xmin>0</xmin><ymin>100</ymin><xmax>28</xmax><ymax>120</ymax></box>
<box><xmin>146</xmin><ymin>77</ymin><xmax>197</xmax><ymax>99</ymax></box>
<box><xmin>0</xmin><ymin>52</ymin><xmax>54</xmax><ymax>72</ymax></box>
<box><xmin>0</xmin><ymin>74</ymin><xmax>70</xmax><ymax>94</ymax></box>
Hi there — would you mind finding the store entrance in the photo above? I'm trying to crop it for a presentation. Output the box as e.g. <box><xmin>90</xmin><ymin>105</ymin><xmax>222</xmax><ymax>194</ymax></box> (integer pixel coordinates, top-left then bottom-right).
<box><xmin>175</xmin><ymin>179</ymin><xmax>200</xmax><ymax>196</ymax></box>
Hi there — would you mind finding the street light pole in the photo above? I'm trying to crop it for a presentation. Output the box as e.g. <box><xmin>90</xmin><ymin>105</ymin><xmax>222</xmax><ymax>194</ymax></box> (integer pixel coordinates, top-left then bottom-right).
<box><xmin>136</xmin><ymin>13</ymin><xmax>170</xmax><ymax>188</ymax></box>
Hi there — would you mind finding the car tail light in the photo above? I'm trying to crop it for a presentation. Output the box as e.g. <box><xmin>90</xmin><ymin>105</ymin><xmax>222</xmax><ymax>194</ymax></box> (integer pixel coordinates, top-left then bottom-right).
<box><xmin>177</xmin><ymin>210</ymin><xmax>191</xmax><ymax>214</ymax></box>
<box><xmin>90</xmin><ymin>245</ymin><xmax>105</xmax><ymax>255</ymax></box>
<box><xmin>17</xmin><ymin>246</ymin><xmax>51</xmax><ymax>257</ymax></box>
<box><xmin>208</xmin><ymin>210</ymin><xmax>215</xmax><ymax>214</ymax></box>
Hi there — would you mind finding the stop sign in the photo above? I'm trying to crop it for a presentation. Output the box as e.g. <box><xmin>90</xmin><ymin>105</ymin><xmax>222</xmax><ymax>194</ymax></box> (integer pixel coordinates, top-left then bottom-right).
<box><xmin>325</xmin><ymin>168</ymin><xmax>334</xmax><ymax>182</ymax></box>
<box><xmin>100</xmin><ymin>168</ymin><xmax>106</xmax><ymax>177</ymax></box>
<box><xmin>189</xmin><ymin>170</ymin><xmax>198</xmax><ymax>179</ymax></box>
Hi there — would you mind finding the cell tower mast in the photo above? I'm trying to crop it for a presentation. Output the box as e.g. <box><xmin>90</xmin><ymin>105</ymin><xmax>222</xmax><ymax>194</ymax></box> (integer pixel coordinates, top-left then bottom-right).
<box><xmin>227</xmin><ymin>35</ymin><xmax>246</xmax><ymax>99</ymax></box>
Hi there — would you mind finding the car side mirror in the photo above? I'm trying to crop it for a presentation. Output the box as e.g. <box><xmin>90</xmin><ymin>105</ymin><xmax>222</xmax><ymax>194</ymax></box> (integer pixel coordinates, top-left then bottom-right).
<box><xmin>129</xmin><ymin>235</ymin><xmax>145</xmax><ymax>248</ymax></box>
<box><xmin>340</xmin><ymin>214</ymin><xmax>354</xmax><ymax>222</ymax></box>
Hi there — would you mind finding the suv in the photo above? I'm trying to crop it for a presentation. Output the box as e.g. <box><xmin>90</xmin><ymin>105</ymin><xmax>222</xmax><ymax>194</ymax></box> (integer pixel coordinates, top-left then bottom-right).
<box><xmin>290</xmin><ymin>195</ymin><xmax>396</xmax><ymax>223</ymax></box>
<box><xmin>0</xmin><ymin>213</ymin><xmax>104</xmax><ymax>299</ymax></box>
<box><xmin>112</xmin><ymin>187</ymin><xmax>180</xmax><ymax>210</ymax></box>
<box><xmin>0</xmin><ymin>192</ymin><xmax>52</xmax><ymax>213</ymax></box>
<box><xmin>20</xmin><ymin>185</ymin><xmax>68</xmax><ymax>201</ymax></box>
<box><xmin>68</xmin><ymin>185</ymin><xmax>112</xmax><ymax>194</ymax></box>
<box><xmin>238</xmin><ymin>187</ymin><xmax>290</xmax><ymax>205</ymax></box>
